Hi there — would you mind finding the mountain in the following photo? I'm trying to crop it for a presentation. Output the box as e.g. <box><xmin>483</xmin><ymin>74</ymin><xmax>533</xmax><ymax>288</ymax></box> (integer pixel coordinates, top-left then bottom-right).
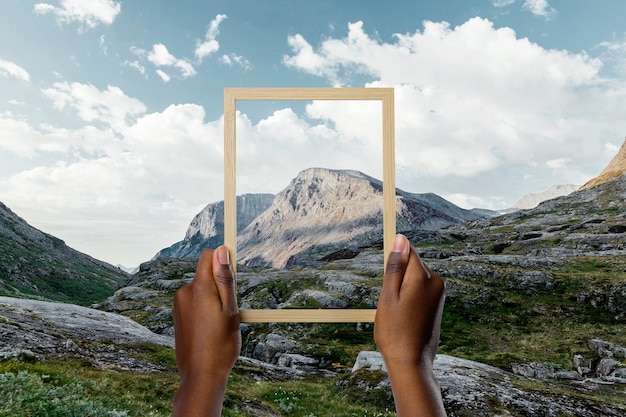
<box><xmin>237</xmin><ymin>168</ymin><xmax>485</xmax><ymax>268</ymax></box>
<box><xmin>154</xmin><ymin>193</ymin><xmax>274</xmax><ymax>259</ymax></box>
<box><xmin>580</xmin><ymin>137</ymin><xmax>626</xmax><ymax>190</ymax></box>
<box><xmin>0</xmin><ymin>201</ymin><xmax>128</xmax><ymax>305</ymax></box>
<box><xmin>509</xmin><ymin>184</ymin><xmax>579</xmax><ymax>210</ymax></box>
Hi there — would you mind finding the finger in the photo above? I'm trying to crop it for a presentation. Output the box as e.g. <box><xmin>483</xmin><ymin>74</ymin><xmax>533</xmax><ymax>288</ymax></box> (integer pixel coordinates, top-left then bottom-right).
<box><xmin>381</xmin><ymin>234</ymin><xmax>411</xmax><ymax>297</ymax></box>
<box><xmin>212</xmin><ymin>245</ymin><xmax>238</xmax><ymax>313</ymax></box>
<box><xmin>402</xmin><ymin>248</ymin><xmax>445</xmax><ymax>299</ymax></box>
<box><xmin>191</xmin><ymin>248</ymin><xmax>219</xmax><ymax>296</ymax></box>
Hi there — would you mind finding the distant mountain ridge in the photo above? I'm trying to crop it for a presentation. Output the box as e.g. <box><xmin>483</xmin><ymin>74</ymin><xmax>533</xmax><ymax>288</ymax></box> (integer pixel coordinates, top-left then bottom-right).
<box><xmin>0</xmin><ymin>201</ymin><xmax>128</xmax><ymax>305</ymax></box>
<box><xmin>154</xmin><ymin>168</ymin><xmax>488</xmax><ymax>268</ymax></box>
<box><xmin>154</xmin><ymin>193</ymin><xmax>274</xmax><ymax>259</ymax></box>
<box><xmin>510</xmin><ymin>184</ymin><xmax>579</xmax><ymax>210</ymax></box>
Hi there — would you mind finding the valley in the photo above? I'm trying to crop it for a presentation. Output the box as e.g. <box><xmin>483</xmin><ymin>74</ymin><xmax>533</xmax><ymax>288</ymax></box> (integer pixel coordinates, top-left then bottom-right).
<box><xmin>1</xmin><ymin>165</ymin><xmax>625</xmax><ymax>416</ymax></box>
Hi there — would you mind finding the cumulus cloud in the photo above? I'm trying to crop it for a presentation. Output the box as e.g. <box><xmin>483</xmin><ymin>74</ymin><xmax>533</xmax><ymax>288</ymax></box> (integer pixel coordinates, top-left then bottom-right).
<box><xmin>0</xmin><ymin>59</ymin><xmax>30</xmax><ymax>82</ymax></box>
<box><xmin>0</xmin><ymin>115</ymin><xmax>73</xmax><ymax>157</ymax></box>
<box><xmin>33</xmin><ymin>0</ymin><xmax>121</xmax><ymax>30</ymax></box>
<box><xmin>1</xmin><ymin>83</ymin><xmax>225</xmax><ymax>264</ymax></box>
<box><xmin>42</xmin><ymin>81</ymin><xmax>146</xmax><ymax>132</ymax></box>
<box><xmin>282</xmin><ymin>18</ymin><xmax>626</xmax><ymax>204</ymax></box>
<box><xmin>195</xmin><ymin>14</ymin><xmax>227</xmax><ymax>61</ymax></box>
<box><xmin>133</xmin><ymin>43</ymin><xmax>196</xmax><ymax>79</ymax></box>
<box><xmin>5</xmin><ymin>16</ymin><xmax>626</xmax><ymax>265</ymax></box>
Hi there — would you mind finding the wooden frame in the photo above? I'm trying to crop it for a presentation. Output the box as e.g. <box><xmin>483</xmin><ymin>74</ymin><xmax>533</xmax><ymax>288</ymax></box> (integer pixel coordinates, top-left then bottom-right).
<box><xmin>224</xmin><ymin>87</ymin><xmax>395</xmax><ymax>323</ymax></box>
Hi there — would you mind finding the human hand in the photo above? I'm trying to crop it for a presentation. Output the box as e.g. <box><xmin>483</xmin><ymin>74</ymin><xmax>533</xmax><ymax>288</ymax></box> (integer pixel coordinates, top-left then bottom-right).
<box><xmin>172</xmin><ymin>246</ymin><xmax>241</xmax><ymax>417</ymax></box>
<box><xmin>374</xmin><ymin>234</ymin><xmax>446</xmax><ymax>416</ymax></box>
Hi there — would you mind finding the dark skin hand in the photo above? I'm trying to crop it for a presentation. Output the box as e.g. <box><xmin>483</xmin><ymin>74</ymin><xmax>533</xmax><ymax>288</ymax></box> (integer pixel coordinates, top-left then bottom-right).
<box><xmin>172</xmin><ymin>246</ymin><xmax>241</xmax><ymax>417</ymax></box>
<box><xmin>172</xmin><ymin>235</ymin><xmax>446</xmax><ymax>416</ymax></box>
<box><xmin>375</xmin><ymin>234</ymin><xmax>447</xmax><ymax>417</ymax></box>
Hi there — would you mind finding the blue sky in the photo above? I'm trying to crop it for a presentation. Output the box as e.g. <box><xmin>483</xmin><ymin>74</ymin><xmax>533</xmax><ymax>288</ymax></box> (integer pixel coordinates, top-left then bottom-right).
<box><xmin>2</xmin><ymin>0</ymin><xmax>626</xmax><ymax>267</ymax></box>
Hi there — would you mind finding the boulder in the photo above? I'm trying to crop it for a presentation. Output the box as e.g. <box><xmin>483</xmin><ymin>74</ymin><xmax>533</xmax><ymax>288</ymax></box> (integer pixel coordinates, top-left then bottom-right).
<box><xmin>252</xmin><ymin>333</ymin><xmax>300</xmax><ymax>364</ymax></box>
<box><xmin>352</xmin><ymin>351</ymin><xmax>387</xmax><ymax>372</ymax></box>
<box><xmin>348</xmin><ymin>352</ymin><xmax>626</xmax><ymax>416</ymax></box>
<box><xmin>276</xmin><ymin>353</ymin><xmax>319</xmax><ymax>370</ymax></box>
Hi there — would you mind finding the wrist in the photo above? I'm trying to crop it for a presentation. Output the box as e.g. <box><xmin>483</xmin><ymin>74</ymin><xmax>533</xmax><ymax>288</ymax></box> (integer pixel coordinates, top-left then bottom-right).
<box><xmin>384</xmin><ymin>362</ymin><xmax>446</xmax><ymax>417</ymax></box>
<box><xmin>173</xmin><ymin>373</ymin><xmax>230</xmax><ymax>417</ymax></box>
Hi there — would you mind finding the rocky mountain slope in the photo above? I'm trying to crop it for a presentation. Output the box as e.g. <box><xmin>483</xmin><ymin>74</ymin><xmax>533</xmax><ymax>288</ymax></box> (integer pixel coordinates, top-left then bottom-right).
<box><xmin>237</xmin><ymin>168</ymin><xmax>486</xmax><ymax>268</ymax></box>
<box><xmin>0</xmin><ymin>202</ymin><xmax>128</xmax><ymax>305</ymax></box>
<box><xmin>154</xmin><ymin>193</ymin><xmax>274</xmax><ymax>259</ymax></box>
<box><xmin>581</xmin><ymin>137</ymin><xmax>626</xmax><ymax>190</ymax></box>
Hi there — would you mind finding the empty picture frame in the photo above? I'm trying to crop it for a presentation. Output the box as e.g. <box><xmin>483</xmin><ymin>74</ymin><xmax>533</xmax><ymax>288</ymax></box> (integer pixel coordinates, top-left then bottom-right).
<box><xmin>224</xmin><ymin>87</ymin><xmax>395</xmax><ymax>323</ymax></box>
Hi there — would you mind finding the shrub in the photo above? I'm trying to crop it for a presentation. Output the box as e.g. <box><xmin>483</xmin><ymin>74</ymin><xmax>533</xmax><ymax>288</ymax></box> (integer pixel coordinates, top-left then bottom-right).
<box><xmin>0</xmin><ymin>370</ymin><xmax>128</xmax><ymax>417</ymax></box>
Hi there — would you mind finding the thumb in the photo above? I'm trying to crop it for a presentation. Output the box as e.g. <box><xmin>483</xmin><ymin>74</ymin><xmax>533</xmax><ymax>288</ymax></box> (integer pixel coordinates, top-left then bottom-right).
<box><xmin>212</xmin><ymin>245</ymin><xmax>238</xmax><ymax>313</ymax></box>
<box><xmin>381</xmin><ymin>234</ymin><xmax>410</xmax><ymax>297</ymax></box>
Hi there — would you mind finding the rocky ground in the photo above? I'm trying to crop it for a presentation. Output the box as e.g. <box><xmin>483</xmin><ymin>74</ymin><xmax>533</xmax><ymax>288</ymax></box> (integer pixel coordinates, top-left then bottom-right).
<box><xmin>2</xmin><ymin>282</ymin><xmax>625</xmax><ymax>416</ymax></box>
<box><xmin>93</xmin><ymin>244</ymin><xmax>625</xmax><ymax>415</ymax></box>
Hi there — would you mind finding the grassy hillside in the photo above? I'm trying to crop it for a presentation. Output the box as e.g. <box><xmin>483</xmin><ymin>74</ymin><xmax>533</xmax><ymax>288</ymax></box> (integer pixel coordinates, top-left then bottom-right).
<box><xmin>0</xmin><ymin>202</ymin><xmax>128</xmax><ymax>305</ymax></box>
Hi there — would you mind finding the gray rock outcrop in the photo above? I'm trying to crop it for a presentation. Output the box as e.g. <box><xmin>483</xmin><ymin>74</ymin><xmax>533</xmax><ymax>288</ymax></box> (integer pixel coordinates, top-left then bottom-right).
<box><xmin>347</xmin><ymin>352</ymin><xmax>626</xmax><ymax>416</ymax></box>
<box><xmin>0</xmin><ymin>296</ymin><xmax>173</xmax><ymax>372</ymax></box>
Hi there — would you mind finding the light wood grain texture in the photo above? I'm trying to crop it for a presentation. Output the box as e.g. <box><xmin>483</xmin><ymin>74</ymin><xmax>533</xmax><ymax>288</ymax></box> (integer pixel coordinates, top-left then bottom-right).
<box><xmin>239</xmin><ymin>309</ymin><xmax>377</xmax><ymax>323</ymax></box>
<box><xmin>224</xmin><ymin>89</ymin><xmax>237</xmax><ymax>266</ymax></box>
<box><xmin>223</xmin><ymin>87</ymin><xmax>395</xmax><ymax>323</ymax></box>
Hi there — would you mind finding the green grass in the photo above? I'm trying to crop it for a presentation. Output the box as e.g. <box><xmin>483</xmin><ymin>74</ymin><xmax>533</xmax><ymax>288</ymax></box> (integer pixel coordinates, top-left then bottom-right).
<box><xmin>224</xmin><ymin>373</ymin><xmax>395</xmax><ymax>417</ymax></box>
<box><xmin>0</xmin><ymin>359</ymin><xmax>177</xmax><ymax>417</ymax></box>
<box><xmin>0</xmin><ymin>349</ymin><xmax>398</xmax><ymax>417</ymax></box>
<box><xmin>438</xmin><ymin>255</ymin><xmax>626</xmax><ymax>370</ymax></box>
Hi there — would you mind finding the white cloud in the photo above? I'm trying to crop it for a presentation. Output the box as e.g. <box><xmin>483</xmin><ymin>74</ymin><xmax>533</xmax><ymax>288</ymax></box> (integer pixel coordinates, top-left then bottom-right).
<box><xmin>282</xmin><ymin>18</ymin><xmax>626</xmax><ymax>205</ymax></box>
<box><xmin>99</xmin><ymin>35</ymin><xmax>107</xmax><ymax>55</ymax></box>
<box><xmin>42</xmin><ymin>82</ymin><xmax>146</xmax><ymax>132</ymax></box>
<box><xmin>0</xmin><ymin>115</ymin><xmax>73</xmax><ymax>157</ymax></box>
<box><xmin>522</xmin><ymin>0</ymin><xmax>557</xmax><ymax>19</ymax></box>
<box><xmin>195</xmin><ymin>14</ymin><xmax>227</xmax><ymax>61</ymax></box>
<box><xmin>443</xmin><ymin>193</ymin><xmax>508</xmax><ymax>210</ymax></box>
<box><xmin>5</xmin><ymin>17</ymin><xmax>626</xmax><ymax>265</ymax></box>
<box><xmin>220</xmin><ymin>53</ymin><xmax>251</xmax><ymax>70</ymax></box>
<box><xmin>493</xmin><ymin>0</ymin><xmax>516</xmax><ymax>7</ymax></box>
<box><xmin>155</xmin><ymin>69</ymin><xmax>170</xmax><ymax>82</ymax></box>
<box><xmin>546</xmin><ymin>157</ymin><xmax>570</xmax><ymax>169</ymax></box>
<box><xmin>0</xmin><ymin>85</ymin><xmax>225</xmax><ymax>265</ymax></box>
<box><xmin>135</xmin><ymin>43</ymin><xmax>196</xmax><ymax>79</ymax></box>
<box><xmin>125</xmin><ymin>60</ymin><xmax>146</xmax><ymax>76</ymax></box>
<box><xmin>283</xmin><ymin>33</ymin><xmax>339</xmax><ymax>82</ymax></box>
<box><xmin>0</xmin><ymin>59</ymin><xmax>30</xmax><ymax>82</ymax></box>
<box><xmin>33</xmin><ymin>0</ymin><xmax>121</xmax><ymax>30</ymax></box>
<box><xmin>147</xmin><ymin>43</ymin><xmax>176</xmax><ymax>66</ymax></box>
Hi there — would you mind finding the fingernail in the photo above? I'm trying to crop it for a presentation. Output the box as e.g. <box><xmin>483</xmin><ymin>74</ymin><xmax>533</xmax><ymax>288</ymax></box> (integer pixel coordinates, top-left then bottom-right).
<box><xmin>217</xmin><ymin>246</ymin><xmax>230</xmax><ymax>266</ymax></box>
<box><xmin>392</xmin><ymin>234</ymin><xmax>407</xmax><ymax>253</ymax></box>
